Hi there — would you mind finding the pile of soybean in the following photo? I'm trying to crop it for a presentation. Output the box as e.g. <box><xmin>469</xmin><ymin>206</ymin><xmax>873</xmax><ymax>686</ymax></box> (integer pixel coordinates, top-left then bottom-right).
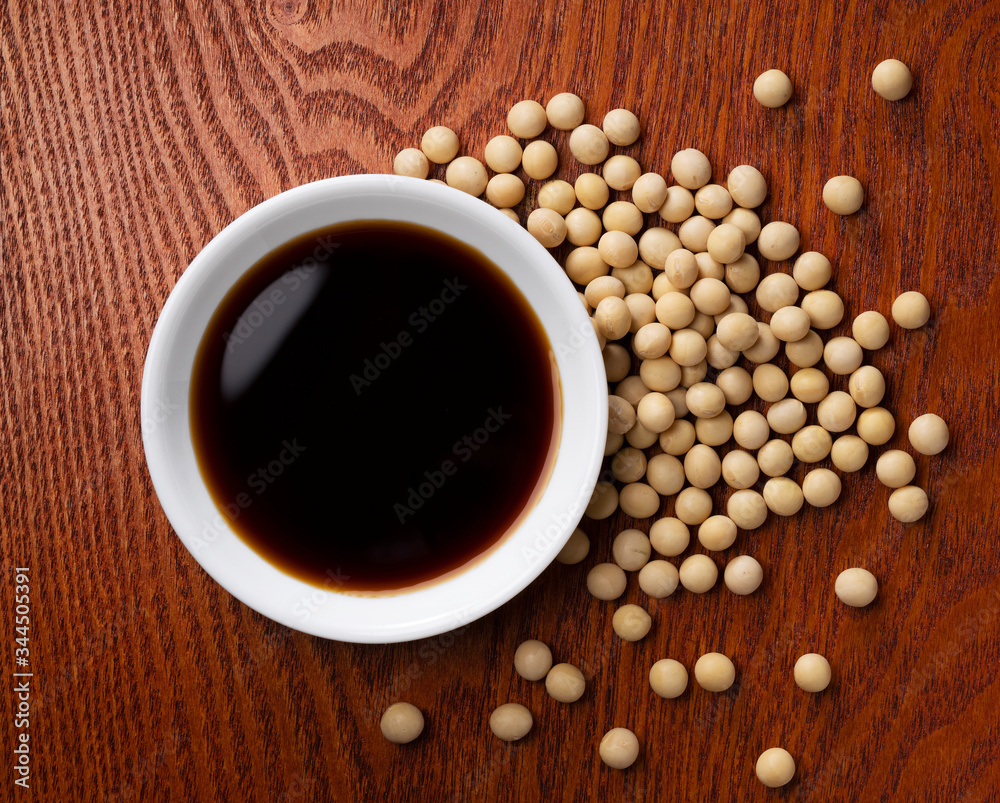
<box><xmin>387</xmin><ymin>69</ymin><xmax>948</xmax><ymax>787</ymax></box>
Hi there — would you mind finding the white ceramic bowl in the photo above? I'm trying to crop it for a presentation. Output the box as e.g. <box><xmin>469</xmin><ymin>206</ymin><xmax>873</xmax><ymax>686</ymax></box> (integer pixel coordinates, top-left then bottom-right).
<box><xmin>141</xmin><ymin>175</ymin><xmax>606</xmax><ymax>643</ymax></box>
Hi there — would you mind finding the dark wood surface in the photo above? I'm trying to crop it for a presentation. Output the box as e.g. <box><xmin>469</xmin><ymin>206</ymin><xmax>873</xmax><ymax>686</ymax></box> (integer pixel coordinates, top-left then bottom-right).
<box><xmin>3</xmin><ymin>0</ymin><xmax>1000</xmax><ymax>800</ymax></box>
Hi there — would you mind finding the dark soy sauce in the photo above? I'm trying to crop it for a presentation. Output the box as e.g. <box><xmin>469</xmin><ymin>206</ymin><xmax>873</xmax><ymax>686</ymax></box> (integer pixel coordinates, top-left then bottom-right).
<box><xmin>190</xmin><ymin>220</ymin><xmax>560</xmax><ymax>592</ymax></box>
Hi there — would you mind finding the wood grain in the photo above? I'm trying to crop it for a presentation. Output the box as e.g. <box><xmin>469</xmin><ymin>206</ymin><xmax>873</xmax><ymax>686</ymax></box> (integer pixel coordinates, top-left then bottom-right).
<box><xmin>3</xmin><ymin>0</ymin><xmax>1000</xmax><ymax>800</ymax></box>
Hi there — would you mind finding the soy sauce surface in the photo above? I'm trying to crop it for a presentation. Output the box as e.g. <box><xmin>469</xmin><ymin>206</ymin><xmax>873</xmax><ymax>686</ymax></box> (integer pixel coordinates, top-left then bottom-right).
<box><xmin>191</xmin><ymin>220</ymin><xmax>560</xmax><ymax>591</ymax></box>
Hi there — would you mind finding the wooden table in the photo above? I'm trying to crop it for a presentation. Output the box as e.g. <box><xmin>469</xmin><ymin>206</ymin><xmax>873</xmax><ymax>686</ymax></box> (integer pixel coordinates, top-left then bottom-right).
<box><xmin>4</xmin><ymin>0</ymin><xmax>999</xmax><ymax>799</ymax></box>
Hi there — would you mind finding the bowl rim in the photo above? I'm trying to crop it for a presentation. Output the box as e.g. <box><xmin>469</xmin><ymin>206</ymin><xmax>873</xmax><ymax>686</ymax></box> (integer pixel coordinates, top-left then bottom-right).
<box><xmin>141</xmin><ymin>174</ymin><xmax>607</xmax><ymax>642</ymax></box>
